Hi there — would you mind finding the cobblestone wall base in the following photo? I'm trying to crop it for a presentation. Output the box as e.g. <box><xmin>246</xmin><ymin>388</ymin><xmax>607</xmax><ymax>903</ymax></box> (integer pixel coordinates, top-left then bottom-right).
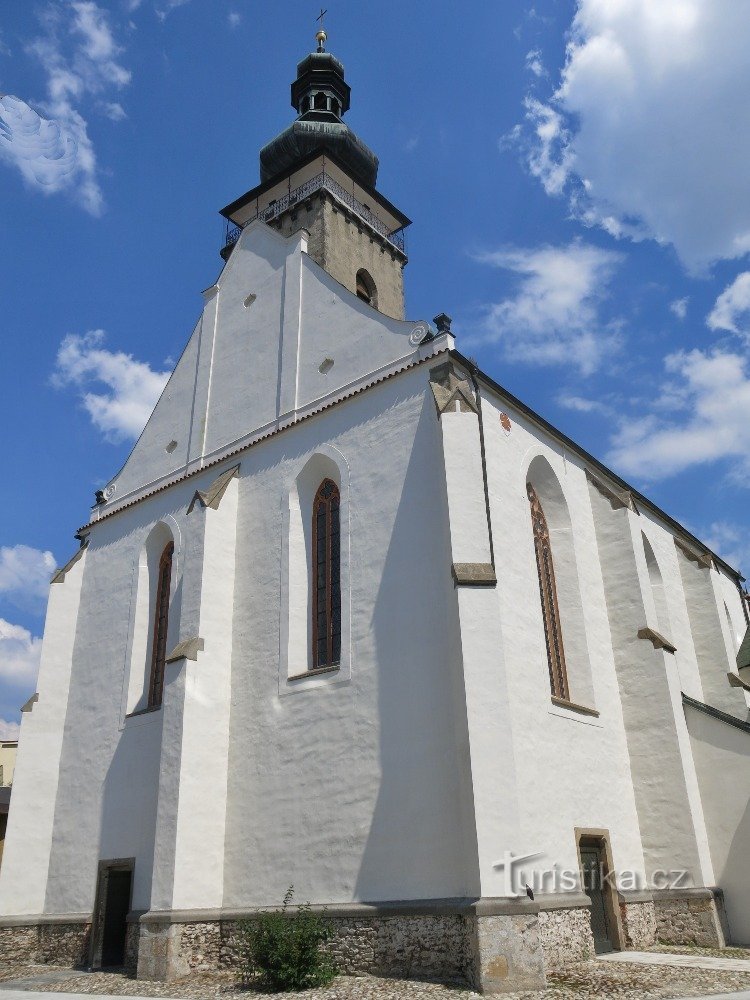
<box><xmin>0</xmin><ymin>922</ymin><xmax>90</xmax><ymax>966</ymax></box>
<box><xmin>136</xmin><ymin>912</ymin><xmax>547</xmax><ymax>991</ymax></box>
<box><xmin>654</xmin><ymin>893</ymin><xmax>725</xmax><ymax>947</ymax></box>
<box><xmin>538</xmin><ymin>907</ymin><xmax>595</xmax><ymax>971</ymax></box>
<box><xmin>620</xmin><ymin>901</ymin><xmax>657</xmax><ymax>950</ymax></box>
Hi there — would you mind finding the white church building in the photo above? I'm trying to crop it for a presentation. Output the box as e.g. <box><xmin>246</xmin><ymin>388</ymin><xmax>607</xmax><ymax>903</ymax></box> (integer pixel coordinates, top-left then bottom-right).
<box><xmin>2</xmin><ymin>33</ymin><xmax>750</xmax><ymax>994</ymax></box>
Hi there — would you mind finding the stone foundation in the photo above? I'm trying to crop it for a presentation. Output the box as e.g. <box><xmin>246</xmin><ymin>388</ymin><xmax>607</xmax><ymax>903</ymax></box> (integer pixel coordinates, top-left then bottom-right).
<box><xmin>653</xmin><ymin>889</ymin><xmax>725</xmax><ymax>947</ymax></box>
<box><xmin>620</xmin><ymin>900</ymin><xmax>657</xmax><ymax>950</ymax></box>
<box><xmin>538</xmin><ymin>905</ymin><xmax>594</xmax><ymax>971</ymax></box>
<box><xmin>0</xmin><ymin>920</ymin><xmax>90</xmax><ymax>966</ymax></box>
<box><xmin>135</xmin><ymin>902</ymin><xmax>546</xmax><ymax>993</ymax></box>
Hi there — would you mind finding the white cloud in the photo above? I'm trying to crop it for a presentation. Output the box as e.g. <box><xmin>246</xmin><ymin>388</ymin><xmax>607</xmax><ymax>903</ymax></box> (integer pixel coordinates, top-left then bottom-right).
<box><xmin>670</xmin><ymin>297</ymin><xmax>689</xmax><ymax>321</ymax></box>
<box><xmin>52</xmin><ymin>330</ymin><xmax>170</xmax><ymax>442</ymax></box>
<box><xmin>707</xmin><ymin>273</ymin><xmax>750</xmax><ymax>340</ymax></box>
<box><xmin>5</xmin><ymin>2</ymin><xmax>132</xmax><ymax>214</ymax></box>
<box><xmin>469</xmin><ymin>241</ymin><xmax>623</xmax><ymax>374</ymax></box>
<box><xmin>156</xmin><ymin>0</ymin><xmax>191</xmax><ymax>20</ymax></box>
<box><xmin>0</xmin><ymin>546</ymin><xmax>56</xmax><ymax>604</ymax></box>
<box><xmin>517</xmin><ymin>0</ymin><xmax>750</xmax><ymax>271</ymax></box>
<box><xmin>101</xmin><ymin>101</ymin><xmax>126</xmax><ymax>121</ymax></box>
<box><xmin>0</xmin><ymin>720</ymin><xmax>20</xmax><ymax>741</ymax></box>
<box><xmin>228</xmin><ymin>11</ymin><xmax>242</xmax><ymax>29</ymax></box>
<box><xmin>607</xmin><ymin>348</ymin><xmax>750</xmax><ymax>481</ymax></box>
<box><xmin>704</xmin><ymin>521</ymin><xmax>750</xmax><ymax>578</ymax></box>
<box><xmin>525</xmin><ymin>49</ymin><xmax>547</xmax><ymax>78</ymax></box>
<box><xmin>0</xmin><ymin>619</ymin><xmax>42</xmax><ymax>687</ymax></box>
<box><xmin>557</xmin><ymin>393</ymin><xmax>612</xmax><ymax>416</ymax></box>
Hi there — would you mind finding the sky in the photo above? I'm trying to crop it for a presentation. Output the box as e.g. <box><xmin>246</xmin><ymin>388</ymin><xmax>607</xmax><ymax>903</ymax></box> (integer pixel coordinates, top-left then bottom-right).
<box><xmin>1</xmin><ymin>0</ymin><xmax>750</xmax><ymax>737</ymax></box>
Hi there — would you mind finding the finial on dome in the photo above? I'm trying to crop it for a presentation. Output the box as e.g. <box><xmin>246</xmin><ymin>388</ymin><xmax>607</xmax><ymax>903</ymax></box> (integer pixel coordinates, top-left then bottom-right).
<box><xmin>316</xmin><ymin>7</ymin><xmax>327</xmax><ymax>51</ymax></box>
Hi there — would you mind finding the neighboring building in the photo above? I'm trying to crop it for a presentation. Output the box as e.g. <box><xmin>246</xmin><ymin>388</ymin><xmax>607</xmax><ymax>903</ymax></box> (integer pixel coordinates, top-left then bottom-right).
<box><xmin>1</xmin><ymin>31</ymin><xmax>749</xmax><ymax>994</ymax></box>
<box><xmin>0</xmin><ymin>740</ymin><xmax>17</xmax><ymax>868</ymax></box>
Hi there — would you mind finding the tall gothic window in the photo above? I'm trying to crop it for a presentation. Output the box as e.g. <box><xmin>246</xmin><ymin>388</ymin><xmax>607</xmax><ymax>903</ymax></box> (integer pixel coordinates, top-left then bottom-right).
<box><xmin>527</xmin><ymin>483</ymin><xmax>569</xmax><ymax>701</ymax></box>
<box><xmin>312</xmin><ymin>479</ymin><xmax>341</xmax><ymax>669</ymax></box>
<box><xmin>148</xmin><ymin>541</ymin><xmax>173</xmax><ymax>707</ymax></box>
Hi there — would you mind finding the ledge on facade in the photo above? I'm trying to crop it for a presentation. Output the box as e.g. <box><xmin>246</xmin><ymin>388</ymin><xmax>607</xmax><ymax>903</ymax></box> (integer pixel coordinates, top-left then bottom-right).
<box><xmin>125</xmin><ymin>704</ymin><xmax>162</xmax><ymax>720</ymax></box>
<box><xmin>585</xmin><ymin>470</ymin><xmax>639</xmax><ymax>513</ymax></box>
<box><xmin>637</xmin><ymin>627</ymin><xmax>676</xmax><ymax>654</ymax></box>
<box><xmin>727</xmin><ymin>671</ymin><xmax>750</xmax><ymax>693</ymax></box>
<box><xmin>288</xmin><ymin>664</ymin><xmax>340</xmax><ymax>682</ymax></box>
<box><xmin>0</xmin><ymin>913</ymin><xmax>91</xmax><ymax>928</ymax></box>
<box><xmin>428</xmin><ymin>360</ymin><xmax>478</xmax><ymax>415</ymax></box>
<box><xmin>618</xmin><ymin>889</ymin><xmax>655</xmax><ymax>904</ymax></box>
<box><xmin>550</xmin><ymin>696</ymin><xmax>600</xmax><ymax>718</ymax></box>
<box><xmin>650</xmin><ymin>885</ymin><xmax>719</xmax><ymax>902</ymax></box>
<box><xmin>166</xmin><ymin>637</ymin><xmax>205</xmax><ymax>664</ymax></box>
<box><xmin>683</xmin><ymin>693</ymin><xmax>750</xmax><ymax>735</ymax></box>
<box><xmin>187</xmin><ymin>464</ymin><xmax>240</xmax><ymax>514</ymax></box>
<box><xmin>535</xmin><ymin>892</ymin><xmax>592</xmax><ymax>911</ymax></box>
<box><xmin>137</xmin><ymin>896</ymin><xmax>540</xmax><ymax>924</ymax></box>
<box><xmin>50</xmin><ymin>539</ymin><xmax>89</xmax><ymax>584</ymax></box>
<box><xmin>452</xmin><ymin>563</ymin><xmax>496</xmax><ymax>587</ymax></box>
<box><xmin>674</xmin><ymin>537</ymin><xmax>715</xmax><ymax>570</ymax></box>
<box><xmin>20</xmin><ymin>693</ymin><xmax>38</xmax><ymax>714</ymax></box>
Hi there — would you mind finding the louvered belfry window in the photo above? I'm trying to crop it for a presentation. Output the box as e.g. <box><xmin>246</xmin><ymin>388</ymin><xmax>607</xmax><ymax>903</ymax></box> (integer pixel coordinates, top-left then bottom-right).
<box><xmin>148</xmin><ymin>541</ymin><xmax>174</xmax><ymax>708</ymax></box>
<box><xmin>527</xmin><ymin>483</ymin><xmax>569</xmax><ymax>701</ymax></box>
<box><xmin>312</xmin><ymin>479</ymin><xmax>341</xmax><ymax>669</ymax></box>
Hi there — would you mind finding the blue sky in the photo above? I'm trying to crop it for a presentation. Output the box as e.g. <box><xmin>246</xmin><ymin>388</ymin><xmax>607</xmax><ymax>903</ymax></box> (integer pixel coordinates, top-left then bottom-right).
<box><xmin>1</xmin><ymin>0</ymin><xmax>749</xmax><ymax>736</ymax></box>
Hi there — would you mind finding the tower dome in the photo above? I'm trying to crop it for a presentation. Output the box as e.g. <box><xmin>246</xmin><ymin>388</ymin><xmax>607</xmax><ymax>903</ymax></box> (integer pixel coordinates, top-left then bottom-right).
<box><xmin>258</xmin><ymin>35</ymin><xmax>379</xmax><ymax>187</ymax></box>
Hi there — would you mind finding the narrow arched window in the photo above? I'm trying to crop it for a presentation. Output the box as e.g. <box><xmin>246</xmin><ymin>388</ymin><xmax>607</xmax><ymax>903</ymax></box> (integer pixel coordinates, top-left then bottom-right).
<box><xmin>148</xmin><ymin>541</ymin><xmax>173</xmax><ymax>707</ymax></box>
<box><xmin>527</xmin><ymin>483</ymin><xmax>569</xmax><ymax>701</ymax></box>
<box><xmin>312</xmin><ymin>480</ymin><xmax>341</xmax><ymax>669</ymax></box>
<box><xmin>356</xmin><ymin>269</ymin><xmax>377</xmax><ymax>308</ymax></box>
<box><xmin>314</xmin><ymin>91</ymin><xmax>327</xmax><ymax>110</ymax></box>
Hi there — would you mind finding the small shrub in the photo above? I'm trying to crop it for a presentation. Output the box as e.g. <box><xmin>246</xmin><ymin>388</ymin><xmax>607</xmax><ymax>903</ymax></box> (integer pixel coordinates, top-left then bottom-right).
<box><xmin>237</xmin><ymin>886</ymin><xmax>337</xmax><ymax>991</ymax></box>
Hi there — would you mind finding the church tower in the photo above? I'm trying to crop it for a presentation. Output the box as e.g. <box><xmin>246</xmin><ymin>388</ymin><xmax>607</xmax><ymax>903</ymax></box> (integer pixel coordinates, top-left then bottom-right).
<box><xmin>220</xmin><ymin>26</ymin><xmax>409</xmax><ymax>320</ymax></box>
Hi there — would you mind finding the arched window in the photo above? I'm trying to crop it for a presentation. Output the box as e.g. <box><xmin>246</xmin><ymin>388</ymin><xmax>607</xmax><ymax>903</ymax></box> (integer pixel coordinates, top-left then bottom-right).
<box><xmin>356</xmin><ymin>269</ymin><xmax>377</xmax><ymax>308</ymax></box>
<box><xmin>312</xmin><ymin>479</ymin><xmax>341</xmax><ymax>669</ymax></box>
<box><xmin>148</xmin><ymin>541</ymin><xmax>173</xmax><ymax>707</ymax></box>
<box><xmin>330</xmin><ymin>98</ymin><xmax>340</xmax><ymax>117</ymax></box>
<box><xmin>301</xmin><ymin>95</ymin><xmax>310</xmax><ymax>114</ymax></box>
<box><xmin>314</xmin><ymin>91</ymin><xmax>327</xmax><ymax>110</ymax></box>
<box><xmin>527</xmin><ymin>483</ymin><xmax>569</xmax><ymax>701</ymax></box>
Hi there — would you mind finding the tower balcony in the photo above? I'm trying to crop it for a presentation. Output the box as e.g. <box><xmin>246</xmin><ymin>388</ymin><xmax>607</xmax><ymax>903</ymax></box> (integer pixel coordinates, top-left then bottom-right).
<box><xmin>221</xmin><ymin>168</ymin><xmax>407</xmax><ymax>261</ymax></box>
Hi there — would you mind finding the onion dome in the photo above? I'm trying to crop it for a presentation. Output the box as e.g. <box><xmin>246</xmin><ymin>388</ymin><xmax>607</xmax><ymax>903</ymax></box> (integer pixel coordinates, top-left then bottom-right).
<box><xmin>259</xmin><ymin>31</ymin><xmax>379</xmax><ymax>188</ymax></box>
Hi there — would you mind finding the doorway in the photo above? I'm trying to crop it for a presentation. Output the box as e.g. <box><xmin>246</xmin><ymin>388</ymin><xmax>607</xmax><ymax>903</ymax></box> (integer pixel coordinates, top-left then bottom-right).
<box><xmin>576</xmin><ymin>831</ymin><xmax>622</xmax><ymax>954</ymax></box>
<box><xmin>91</xmin><ymin>859</ymin><xmax>134</xmax><ymax>969</ymax></box>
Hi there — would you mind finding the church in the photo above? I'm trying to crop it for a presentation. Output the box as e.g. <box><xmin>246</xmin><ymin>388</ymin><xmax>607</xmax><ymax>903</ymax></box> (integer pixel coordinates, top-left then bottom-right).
<box><xmin>2</xmin><ymin>30</ymin><xmax>750</xmax><ymax>995</ymax></box>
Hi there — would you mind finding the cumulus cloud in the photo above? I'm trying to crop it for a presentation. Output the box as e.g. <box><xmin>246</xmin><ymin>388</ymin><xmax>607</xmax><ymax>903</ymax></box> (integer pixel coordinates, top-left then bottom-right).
<box><xmin>557</xmin><ymin>393</ymin><xmax>613</xmax><ymax>416</ymax></box>
<box><xmin>468</xmin><ymin>241</ymin><xmax>623</xmax><ymax>374</ymax></box>
<box><xmin>0</xmin><ymin>619</ymin><xmax>42</xmax><ymax>687</ymax></box>
<box><xmin>515</xmin><ymin>0</ymin><xmax>750</xmax><ymax>271</ymax></box>
<box><xmin>607</xmin><ymin>348</ymin><xmax>750</xmax><ymax>481</ymax></box>
<box><xmin>52</xmin><ymin>330</ymin><xmax>170</xmax><ymax>442</ymax></box>
<box><xmin>707</xmin><ymin>273</ymin><xmax>750</xmax><ymax>340</ymax></box>
<box><xmin>2</xmin><ymin>2</ymin><xmax>131</xmax><ymax>214</ymax></box>
<box><xmin>525</xmin><ymin>49</ymin><xmax>547</xmax><ymax>79</ymax></box>
<box><xmin>228</xmin><ymin>11</ymin><xmax>242</xmax><ymax>29</ymax></box>
<box><xmin>0</xmin><ymin>546</ymin><xmax>56</xmax><ymax>605</ymax></box>
<box><xmin>156</xmin><ymin>0</ymin><xmax>191</xmax><ymax>20</ymax></box>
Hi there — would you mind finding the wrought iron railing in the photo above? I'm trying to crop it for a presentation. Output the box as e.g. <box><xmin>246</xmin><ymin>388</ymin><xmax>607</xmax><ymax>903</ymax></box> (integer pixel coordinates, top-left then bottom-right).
<box><xmin>223</xmin><ymin>171</ymin><xmax>406</xmax><ymax>254</ymax></box>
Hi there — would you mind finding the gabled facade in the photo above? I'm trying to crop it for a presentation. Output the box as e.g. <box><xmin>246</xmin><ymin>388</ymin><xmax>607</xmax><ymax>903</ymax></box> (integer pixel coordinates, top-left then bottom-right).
<box><xmin>1</xmin><ymin>33</ymin><xmax>749</xmax><ymax>995</ymax></box>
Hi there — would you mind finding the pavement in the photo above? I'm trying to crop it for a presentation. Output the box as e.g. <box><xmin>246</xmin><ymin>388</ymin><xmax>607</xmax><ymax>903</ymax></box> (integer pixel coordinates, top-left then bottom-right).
<box><xmin>598</xmin><ymin>950</ymin><xmax>750</xmax><ymax>973</ymax></box>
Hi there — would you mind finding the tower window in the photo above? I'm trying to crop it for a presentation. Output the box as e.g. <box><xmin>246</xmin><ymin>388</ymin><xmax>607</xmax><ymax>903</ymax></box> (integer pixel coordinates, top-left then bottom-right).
<box><xmin>314</xmin><ymin>92</ymin><xmax>327</xmax><ymax>110</ymax></box>
<box><xmin>331</xmin><ymin>98</ymin><xmax>340</xmax><ymax>117</ymax></box>
<box><xmin>356</xmin><ymin>269</ymin><xmax>378</xmax><ymax>308</ymax></box>
<box><xmin>148</xmin><ymin>541</ymin><xmax>174</xmax><ymax>708</ymax></box>
<box><xmin>312</xmin><ymin>479</ymin><xmax>341</xmax><ymax>669</ymax></box>
<box><xmin>301</xmin><ymin>95</ymin><xmax>310</xmax><ymax>114</ymax></box>
<box><xmin>527</xmin><ymin>483</ymin><xmax>569</xmax><ymax>701</ymax></box>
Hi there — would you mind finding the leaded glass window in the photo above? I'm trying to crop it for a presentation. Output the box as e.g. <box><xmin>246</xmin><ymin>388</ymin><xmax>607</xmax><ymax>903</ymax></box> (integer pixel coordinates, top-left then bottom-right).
<box><xmin>527</xmin><ymin>483</ymin><xmax>569</xmax><ymax>701</ymax></box>
<box><xmin>148</xmin><ymin>541</ymin><xmax>173</xmax><ymax>708</ymax></box>
<box><xmin>312</xmin><ymin>479</ymin><xmax>341</xmax><ymax>669</ymax></box>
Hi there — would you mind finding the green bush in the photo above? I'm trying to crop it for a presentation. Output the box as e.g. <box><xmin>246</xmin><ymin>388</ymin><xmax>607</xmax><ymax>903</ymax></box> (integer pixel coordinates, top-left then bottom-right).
<box><xmin>237</xmin><ymin>886</ymin><xmax>337</xmax><ymax>991</ymax></box>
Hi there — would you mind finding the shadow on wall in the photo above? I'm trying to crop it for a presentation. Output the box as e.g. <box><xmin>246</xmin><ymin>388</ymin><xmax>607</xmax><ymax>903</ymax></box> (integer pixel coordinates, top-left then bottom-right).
<box><xmin>686</xmin><ymin>704</ymin><xmax>750</xmax><ymax>946</ymax></box>
<box><xmin>354</xmin><ymin>394</ymin><xmax>477</xmax><ymax>902</ymax></box>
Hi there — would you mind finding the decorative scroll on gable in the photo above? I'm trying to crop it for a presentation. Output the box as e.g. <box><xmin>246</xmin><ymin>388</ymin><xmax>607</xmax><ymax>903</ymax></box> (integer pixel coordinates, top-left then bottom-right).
<box><xmin>428</xmin><ymin>360</ymin><xmax>478</xmax><ymax>416</ymax></box>
<box><xmin>585</xmin><ymin>470</ymin><xmax>639</xmax><ymax>513</ymax></box>
<box><xmin>187</xmin><ymin>464</ymin><xmax>240</xmax><ymax>514</ymax></box>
